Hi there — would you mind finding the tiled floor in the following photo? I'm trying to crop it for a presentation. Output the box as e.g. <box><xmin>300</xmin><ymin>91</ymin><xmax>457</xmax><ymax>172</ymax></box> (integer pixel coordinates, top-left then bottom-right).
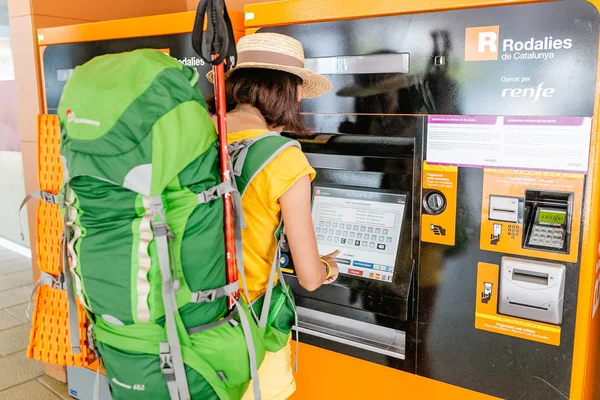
<box><xmin>0</xmin><ymin>247</ymin><xmax>70</xmax><ymax>399</ymax></box>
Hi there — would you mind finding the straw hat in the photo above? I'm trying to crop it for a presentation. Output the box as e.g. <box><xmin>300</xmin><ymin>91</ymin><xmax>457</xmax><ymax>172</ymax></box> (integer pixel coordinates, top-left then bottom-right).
<box><xmin>206</xmin><ymin>32</ymin><xmax>332</xmax><ymax>98</ymax></box>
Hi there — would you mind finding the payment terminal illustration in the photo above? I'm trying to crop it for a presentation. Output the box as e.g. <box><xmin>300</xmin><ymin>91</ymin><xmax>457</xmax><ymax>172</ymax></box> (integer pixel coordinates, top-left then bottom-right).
<box><xmin>312</xmin><ymin>185</ymin><xmax>406</xmax><ymax>282</ymax></box>
<box><xmin>481</xmin><ymin>282</ymin><xmax>493</xmax><ymax>304</ymax></box>
<box><xmin>490</xmin><ymin>224</ymin><xmax>502</xmax><ymax>245</ymax></box>
<box><xmin>430</xmin><ymin>224</ymin><xmax>446</xmax><ymax>236</ymax></box>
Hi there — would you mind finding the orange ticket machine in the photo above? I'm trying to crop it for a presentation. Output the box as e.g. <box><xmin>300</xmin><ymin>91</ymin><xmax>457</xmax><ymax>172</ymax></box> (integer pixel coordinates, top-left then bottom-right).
<box><xmin>244</xmin><ymin>0</ymin><xmax>600</xmax><ymax>399</ymax></box>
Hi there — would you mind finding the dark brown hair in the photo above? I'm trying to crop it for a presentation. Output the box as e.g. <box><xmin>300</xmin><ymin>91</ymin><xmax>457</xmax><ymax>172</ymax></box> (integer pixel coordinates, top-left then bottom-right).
<box><xmin>209</xmin><ymin>68</ymin><xmax>308</xmax><ymax>134</ymax></box>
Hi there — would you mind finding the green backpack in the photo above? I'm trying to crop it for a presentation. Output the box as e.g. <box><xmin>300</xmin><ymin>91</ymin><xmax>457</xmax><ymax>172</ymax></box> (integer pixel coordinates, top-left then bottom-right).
<box><xmin>42</xmin><ymin>48</ymin><xmax>300</xmax><ymax>400</ymax></box>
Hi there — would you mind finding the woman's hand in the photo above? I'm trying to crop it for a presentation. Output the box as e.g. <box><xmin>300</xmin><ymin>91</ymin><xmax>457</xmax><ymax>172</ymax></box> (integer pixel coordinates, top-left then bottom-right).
<box><xmin>321</xmin><ymin>250</ymin><xmax>340</xmax><ymax>284</ymax></box>
<box><xmin>281</xmin><ymin>176</ymin><xmax>340</xmax><ymax>291</ymax></box>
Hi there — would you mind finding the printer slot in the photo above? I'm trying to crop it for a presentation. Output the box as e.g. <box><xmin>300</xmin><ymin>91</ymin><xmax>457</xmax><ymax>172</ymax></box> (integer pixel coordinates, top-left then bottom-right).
<box><xmin>507</xmin><ymin>301</ymin><xmax>549</xmax><ymax>311</ymax></box>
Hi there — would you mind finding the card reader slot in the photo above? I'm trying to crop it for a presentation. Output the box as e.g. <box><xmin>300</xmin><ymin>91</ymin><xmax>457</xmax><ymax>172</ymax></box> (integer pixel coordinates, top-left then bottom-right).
<box><xmin>295</xmin><ymin>306</ymin><xmax>406</xmax><ymax>359</ymax></box>
<box><xmin>512</xmin><ymin>269</ymin><xmax>549</xmax><ymax>286</ymax></box>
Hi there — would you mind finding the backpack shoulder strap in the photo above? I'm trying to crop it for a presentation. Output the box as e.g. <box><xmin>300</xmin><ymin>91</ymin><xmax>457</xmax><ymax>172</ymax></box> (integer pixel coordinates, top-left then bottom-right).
<box><xmin>230</xmin><ymin>133</ymin><xmax>303</xmax><ymax>371</ymax></box>
<box><xmin>231</xmin><ymin>133</ymin><xmax>301</xmax><ymax>197</ymax></box>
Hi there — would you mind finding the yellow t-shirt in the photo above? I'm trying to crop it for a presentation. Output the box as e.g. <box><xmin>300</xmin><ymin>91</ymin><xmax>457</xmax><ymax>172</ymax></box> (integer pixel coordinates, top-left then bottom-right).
<box><xmin>228</xmin><ymin>129</ymin><xmax>316</xmax><ymax>302</ymax></box>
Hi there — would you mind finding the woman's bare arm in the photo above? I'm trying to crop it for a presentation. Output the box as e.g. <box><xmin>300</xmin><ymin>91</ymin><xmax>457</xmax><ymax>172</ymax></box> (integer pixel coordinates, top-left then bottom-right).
<box><xmin>280</xmin><ymin>175</ymin><xmax>339</xmax><ymax>291</ymax></box>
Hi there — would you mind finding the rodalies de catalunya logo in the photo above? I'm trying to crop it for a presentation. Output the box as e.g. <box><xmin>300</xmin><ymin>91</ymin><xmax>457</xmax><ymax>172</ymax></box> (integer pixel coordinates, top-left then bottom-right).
<box><xmin>465</xmin><ymin>25</ymin><xmax>573</xmax><ymax>62</ymax></box>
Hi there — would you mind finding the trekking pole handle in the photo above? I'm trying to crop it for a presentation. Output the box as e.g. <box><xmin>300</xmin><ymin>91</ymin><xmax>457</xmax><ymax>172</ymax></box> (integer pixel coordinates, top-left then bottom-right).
<box><xmin>192</xmin><ymin>0</ymin><xmax>237</xmax><ymax>69</ymax></box>
<box><xmin>210</xmin><ymin>5</ymin><xmax>223</xmax><ymax>53</ymax></box>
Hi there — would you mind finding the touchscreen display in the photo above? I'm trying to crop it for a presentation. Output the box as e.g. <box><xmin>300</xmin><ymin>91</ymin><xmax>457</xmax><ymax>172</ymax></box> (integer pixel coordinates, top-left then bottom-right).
<box><xmin>312</xmin><ymin>186</ymin><xmax>406</xmax><ymax>282</ymax></box>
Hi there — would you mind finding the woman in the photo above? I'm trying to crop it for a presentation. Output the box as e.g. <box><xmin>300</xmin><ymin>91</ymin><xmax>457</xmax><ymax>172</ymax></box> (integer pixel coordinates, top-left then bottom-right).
<box><xmin>207</xmin><ymin>33</ymin><xmax>340</xmax><ymax>399</ymax></box>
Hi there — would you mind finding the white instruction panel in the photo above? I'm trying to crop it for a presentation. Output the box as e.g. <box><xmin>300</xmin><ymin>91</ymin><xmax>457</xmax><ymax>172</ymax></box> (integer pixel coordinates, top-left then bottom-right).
<box><xmin>312</xmin><ymin>186</ymin><xmax>406</xmax><ymax>283</ymax></box>
<box><xmin>426</xmin><ymin>116</ymin><xmax>592</xmax><ymax>173</ymax></box>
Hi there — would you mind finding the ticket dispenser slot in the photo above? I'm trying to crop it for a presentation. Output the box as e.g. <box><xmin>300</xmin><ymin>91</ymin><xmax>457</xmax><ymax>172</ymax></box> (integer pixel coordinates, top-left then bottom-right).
<box><xmin>280</xmin><ymin>133</ymin><xmax>417</xmax><ymax>365</ymax></box>
<box><xmin>499</xmin><ymin>257</ymin><xmax>566</xmax><ymax>325</ymax></box>
<box><xmin>522</xmin><ymin>190</ymin><xmax>572</xmax><ymax>254</ymax></box>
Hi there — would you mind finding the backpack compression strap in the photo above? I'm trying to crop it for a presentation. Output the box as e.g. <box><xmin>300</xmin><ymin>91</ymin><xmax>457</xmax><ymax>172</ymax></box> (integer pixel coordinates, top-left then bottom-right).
<box><xmin>62</xmin><ymin>192</ymin><xmax>82</xmax><ymax>354</ymax></box>
<box><xmin>20</xmin><ymin>190</ymin><xmax>64</xmax><ymax>321</ymax></box>
<box><xmin>18</xmin><ymin>190</ymin><xmax>58</xmax><ymax>240</ymax></box>
<box><xmin>150</xmin><ymin>196</ymin><xmax>191</xmax><ymax>400</ymax></box>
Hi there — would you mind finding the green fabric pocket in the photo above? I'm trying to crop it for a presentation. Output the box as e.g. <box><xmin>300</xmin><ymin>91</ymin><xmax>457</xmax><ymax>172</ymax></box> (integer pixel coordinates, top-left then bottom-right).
<box><xmin>187</xmin><ymin>302</ymin><xmax>266</xmax><ymax>397</ymax></box>
<box><xmin>97</xmin><ymin>341</ymin><xmax>219</xmax><ymax>400</ymax></box>
<box><xmin>250</xmin><ymin>283</ymin><xmax>295</xmax><ymax>353</ymax></box>
<box><xmin>94</xmin><ymin>303</ymin><xmax>265</xmax><ymax>400</ymax></box>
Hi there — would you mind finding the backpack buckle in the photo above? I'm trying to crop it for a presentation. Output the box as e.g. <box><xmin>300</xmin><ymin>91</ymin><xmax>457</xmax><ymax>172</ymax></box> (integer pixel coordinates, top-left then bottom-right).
<box><xmin>57</xmin><ymin>272</ymin><xmax>66</xmax><ymax>289</ymax></box>
<box><xmin>228</xmin><ymin>138</ymin><xmax>254</xmax><ymax>153</ymax></box>
<box><xmin>150</xmin><ymin>196</ymin><xmax>167</xmax><ymax>223</ymax></box>
<box><xmin>197</xmin><ymin>182</ymin><xmax>235</xmax><ymax>204</ymax></box>
<box><xmin>87</xmin><ymin>324</ymin><xmax>100</xmax><ymax>359</ymax></box>
<box><xmin>199</xmin><ymin>186</ymin><xmax>220</xmax><ymax>203</ymax></box>
<box><xmin>191</xmin><ymin>289</ymin><xmax>217</xmax><ymax>303</ymax></box>
<box><xmin>152</xmin><ymin>222</ymin><xmax>168</xmax><ymax>237</ymax></box>
<box><xmin>41</xmin><ymin>191</ymin><xmax>57</xmax><ymax>205</ymax></box>
<box><xmin>52</xmin><ymin>274</ymin><xmax>65</xmax><ymax>290</ymax></box>
<box><xmin>159</xmin><ymin>343</ymin><xmax>175</xmax><ymax>375</ymax></box>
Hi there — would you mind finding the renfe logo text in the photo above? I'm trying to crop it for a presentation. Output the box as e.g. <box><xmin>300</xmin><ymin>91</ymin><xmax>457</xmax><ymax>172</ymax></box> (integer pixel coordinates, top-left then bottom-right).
<box><xmin>501</xmin><ymin>82</ymin><xmax>555</xmax><ymax>103</ymax></box>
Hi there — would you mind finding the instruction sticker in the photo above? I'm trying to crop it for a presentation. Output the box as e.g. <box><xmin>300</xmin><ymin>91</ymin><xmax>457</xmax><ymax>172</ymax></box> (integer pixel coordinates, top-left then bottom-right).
<box><xmin>421</xmin><ymin>162</ymin><xmax>457</xmax><ymax>246</ymax></box>
<box><xmin>475</xmin><ymin>262</ymin><xmax>561</xmax><ymax>346</ymax></box>
<box><xmin>426</xmin><ymin>116</ymin><xmax>592</xmax><ymax>173</ymax></box>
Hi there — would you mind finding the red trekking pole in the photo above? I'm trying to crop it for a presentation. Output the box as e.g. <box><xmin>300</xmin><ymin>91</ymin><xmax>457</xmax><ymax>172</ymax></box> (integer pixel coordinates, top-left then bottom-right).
<box><xmin>214</xmin><ymin>61</ymin><xmax>239</xmax><ymax>308</ymax></box>
<box><xmin>192</xmin><ymin>0</ymin><xmax>239</xmax><ymax>308</ymax></box>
